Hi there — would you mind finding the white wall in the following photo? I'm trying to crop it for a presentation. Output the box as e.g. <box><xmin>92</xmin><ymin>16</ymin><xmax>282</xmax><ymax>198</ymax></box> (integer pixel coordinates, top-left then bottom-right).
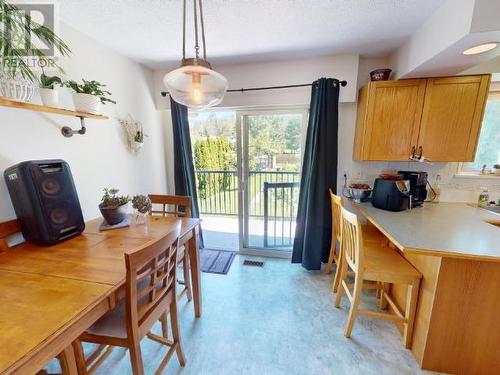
<box><xmin>154</xmin><ymin>54</ymin><xmax>359</xmax><ymax>110</ymax></box>
<box><xmin>0</xmin><ymin>23</ymin><xmax>167</xmax><ymax>221</ymax></box>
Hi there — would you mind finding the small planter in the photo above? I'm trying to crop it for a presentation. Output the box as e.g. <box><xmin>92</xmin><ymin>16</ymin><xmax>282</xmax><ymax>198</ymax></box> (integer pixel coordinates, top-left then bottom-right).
<box><xmin>99</xmin><ymin>203</ymin><xmax>128</xmax><ymax>225</ymax></box>
<box><xmin>40</xmin><ymin>88</ymin><xmax>59</xmax><ymax>107</ymax></box>
<box><xmin>73</xmin><ymin>93</ymin><xmax>101</xmax><ymax>114</ymax></box>
<box><xmin>0</xmin><ymin>70</ymin><xmax>36</xmax><ymax>102</ymax></box>
<box><xmin>370</xmin><ymin>69</ymin><xmax>392</xmax><ymax>81</ymax></box>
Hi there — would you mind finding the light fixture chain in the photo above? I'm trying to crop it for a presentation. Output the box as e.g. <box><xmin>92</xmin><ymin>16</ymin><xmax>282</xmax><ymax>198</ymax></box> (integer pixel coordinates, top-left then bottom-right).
<box><xmin>193</xmin><ymin>0</ymin><xmax>200</xmax><ymax>59</ymax></box>
<box><xmin>182</xmin><ymin>0</ymin><xmax>186</xmax><ymax>60</ymax></box>
<box><xmin>199</xmin><ymin>0</ymin><xmax>207</xmax><ymax>60</ymax></box>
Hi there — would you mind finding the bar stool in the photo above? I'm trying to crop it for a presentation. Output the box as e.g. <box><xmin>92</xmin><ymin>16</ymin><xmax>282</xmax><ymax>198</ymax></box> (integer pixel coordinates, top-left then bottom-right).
<box><xmin>334</xmin><ymin>206</ymin><xmax>422</xmax><ymax>348</ymax></box>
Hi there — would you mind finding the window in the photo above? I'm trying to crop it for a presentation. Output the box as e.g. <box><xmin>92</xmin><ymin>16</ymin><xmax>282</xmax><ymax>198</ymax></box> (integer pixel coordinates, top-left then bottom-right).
<box><xmin>460</xmin><ymin>91</ymin><xmax>500</xmax><ymax>175</ymax></box>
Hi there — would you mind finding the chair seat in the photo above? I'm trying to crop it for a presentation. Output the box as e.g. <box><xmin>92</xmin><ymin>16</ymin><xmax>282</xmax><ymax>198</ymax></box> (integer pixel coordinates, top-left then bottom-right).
<box><xmin>363</xmin><ymin>245</ymin><xmax>422</xmax><ymax>284</ymax></box>
<box><xmin>85</xmin><ymin>298</ymin><xmax>128</xmax><ymax>340</ymax></box>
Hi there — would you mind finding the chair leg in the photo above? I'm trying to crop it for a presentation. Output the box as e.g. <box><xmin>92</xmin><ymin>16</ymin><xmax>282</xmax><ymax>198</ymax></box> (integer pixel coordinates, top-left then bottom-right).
<box><xmin>57</xmin><ymin>345</ymin><xmax>78</xmax><ymax>375</ymax></box>
<box><xmin>325</xmin><ymin>240</ymin><xmax>336</xmax><ymax>274</ymax></box>
<box><xmin>128</xmin><ymin>339</ymin><xmax>144</xmax><ymax>375</ymax></box>
<box><xmin>160</xmin><ymin>312</ymin><xmax>169</xmax><ymax>339</ymax></box>
<box><xmin>170</xmin><ymin>299</ymin><xmax>187</xmax><ymax>367</ymax></box>
<box><xmin>403</xmin><ymin>279</ymin><xmax>421</xmax><ymax>349</ymax></box>
<box><xmin>182</xmin><ymin>255</ymin><xmax>193</xmax><ymax>302</ymax></box>
<box><xmin>71</xmin><ymin>340</ymin><xmax>87</xmax><ymax>375</ymax></box>
<box><xmin>331</xmin><ymin>246</ymin><xmax>344</xmax><ymax>294</ymax></box>
<box><xmin>344</xmin><ymin>275</ymin><xmax>364</xmax><ymax>338</ymax></box>
<box><xmin>334</xmin><ymin>255</ymin><xmax>348</xmax><ymax>308</ymax></box>
<box><xmin>379</xmin><ymin>283</ymin><xmax>390</xmax><ymax>310</ymax></box>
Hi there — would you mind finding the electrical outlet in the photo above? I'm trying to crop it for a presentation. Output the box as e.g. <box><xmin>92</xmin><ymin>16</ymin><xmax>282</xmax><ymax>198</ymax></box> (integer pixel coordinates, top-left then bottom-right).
<box><xmin>354</xmin><ymin>169</ymin><xmax>363</xmax><ymax>180</ymax></box>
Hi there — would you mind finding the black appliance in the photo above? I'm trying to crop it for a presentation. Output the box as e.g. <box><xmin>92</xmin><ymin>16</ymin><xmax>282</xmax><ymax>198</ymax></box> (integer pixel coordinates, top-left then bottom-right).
<box><xmin>398</xmin><ymin>171</ymin><xmax>428</xmax><ymax>207</ymax></box>
<box><xmin>371</xmin><ymin>178</ymin><xmax>411</xmax><ymax>212</ymax></box>
<box><xmin>4</xmin><ymin>160</ymin><xmax>85</xmax><ymax>244</ymax></box>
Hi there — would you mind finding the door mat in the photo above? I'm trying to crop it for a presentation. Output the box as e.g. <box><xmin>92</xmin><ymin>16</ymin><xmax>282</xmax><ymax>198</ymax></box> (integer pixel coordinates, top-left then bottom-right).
<box><xmin>200</xmin><ymin>249</ymin><xmax>236</xmax><ymax>274</ymax></box>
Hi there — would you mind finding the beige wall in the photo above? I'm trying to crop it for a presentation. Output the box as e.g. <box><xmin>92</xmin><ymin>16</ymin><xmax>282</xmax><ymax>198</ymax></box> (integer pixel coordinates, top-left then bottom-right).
<box><xmin>0</xmin><ymin>23</ymin><xmax>167</xmax><ymax>221</ymax></box>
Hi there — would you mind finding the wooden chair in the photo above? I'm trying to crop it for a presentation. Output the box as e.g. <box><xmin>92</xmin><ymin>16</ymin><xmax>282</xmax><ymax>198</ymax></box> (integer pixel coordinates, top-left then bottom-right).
<box><xmin>149</xmin><ymin>194</ymin><xmax>193</xmax><ymax>303</ymax></box>
<box><xmin>334</xmin><ymin>206</ymin><xmax>422</xmax><ymax>348</ymax></box>
<box><xmin>73</xmin><ymin>222</ymin><xmax>186</xmax><ymax>375</ymax></box>
<box><xmin>327</xmin><ymin>190</ymin><xmax>386</xmax><ymax>293</ymax></box>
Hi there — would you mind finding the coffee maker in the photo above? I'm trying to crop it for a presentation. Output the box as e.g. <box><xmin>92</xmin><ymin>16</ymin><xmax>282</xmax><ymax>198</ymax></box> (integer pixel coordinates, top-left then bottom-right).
<box><xmin>397</xmin><ymin>171</ymin><xmax>428</xmax><ymax>207</ymax></box>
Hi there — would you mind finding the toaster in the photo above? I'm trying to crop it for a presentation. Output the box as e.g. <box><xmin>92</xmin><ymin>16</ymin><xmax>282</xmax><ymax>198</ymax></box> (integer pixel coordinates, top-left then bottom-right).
<box><xmin>371</xmin><ymin>178</ymin><xmax>411</xmax><ymax>212</ymax></box>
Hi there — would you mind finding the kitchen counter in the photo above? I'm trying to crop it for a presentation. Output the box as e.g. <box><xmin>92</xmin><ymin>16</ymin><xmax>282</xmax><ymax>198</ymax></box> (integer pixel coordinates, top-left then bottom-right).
<box><xmin>353</xmin><ymin>202</ymin><xmax>500</xmax><ymax>261</ymax></box>
<box><xmin>347</xmin><ymin>200</ymin><xmax>500</xmax><ymax>375</ymax></box>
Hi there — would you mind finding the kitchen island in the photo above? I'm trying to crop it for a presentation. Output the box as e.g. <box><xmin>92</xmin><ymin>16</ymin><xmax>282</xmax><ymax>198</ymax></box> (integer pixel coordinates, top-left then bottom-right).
<box><xmin>351</xmin><ymin>201</ymin><xmax>500</xmax><ymax>375</ymax></box>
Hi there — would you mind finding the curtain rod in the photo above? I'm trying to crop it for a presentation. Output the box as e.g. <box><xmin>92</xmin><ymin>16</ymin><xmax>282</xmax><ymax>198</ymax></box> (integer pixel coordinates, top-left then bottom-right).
<box><xmin>160</xmin><ymin>79</ymin><xmax>347</xmax><ymax>97</ymax></box>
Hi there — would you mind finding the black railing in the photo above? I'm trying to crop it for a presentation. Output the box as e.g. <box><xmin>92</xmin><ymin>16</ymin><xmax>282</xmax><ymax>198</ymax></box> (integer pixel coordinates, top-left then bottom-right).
<box><xmin>195</xmin><ymin>170</ymin><xmax>300</xmax><ymax>217</ymax></box>
<box><xmin>263</xmin><ymin>182</ymin><xmax>300</xmax><ymax>248</ymax></box>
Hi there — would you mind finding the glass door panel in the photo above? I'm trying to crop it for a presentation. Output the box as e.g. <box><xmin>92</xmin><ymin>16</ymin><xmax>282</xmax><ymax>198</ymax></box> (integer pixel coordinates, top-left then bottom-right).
<box><xmin>242</xmin><ymin>111</ymin><xmax>306</xmax><ymax>252</ymax></box>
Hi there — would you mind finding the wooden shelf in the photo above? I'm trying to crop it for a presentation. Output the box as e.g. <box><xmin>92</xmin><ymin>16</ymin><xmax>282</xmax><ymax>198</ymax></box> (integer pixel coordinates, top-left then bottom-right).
<box><xmin>0</xmin><ymin>97</ymin><xmax>109</xmax><ymax>120</ymax></box>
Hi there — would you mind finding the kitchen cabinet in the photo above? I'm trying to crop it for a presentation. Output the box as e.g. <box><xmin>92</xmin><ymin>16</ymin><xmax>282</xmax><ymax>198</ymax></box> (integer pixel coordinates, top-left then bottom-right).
<box><xmin>353</xmin><ymin>74</ymin><xmax>491</xmax><ymax>161</ymax></box>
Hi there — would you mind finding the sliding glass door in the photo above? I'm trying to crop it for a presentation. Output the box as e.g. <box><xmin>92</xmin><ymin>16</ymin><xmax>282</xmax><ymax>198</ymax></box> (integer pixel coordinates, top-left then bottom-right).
<box><xmin>189</xmin><ymin>107</ymin><xmax>307</xmax><ymax>256</ymax></box>
<box><xmin>240</xmin><ymin>110</ymin><xmax>307</xmax><ymax>255</ymax></box>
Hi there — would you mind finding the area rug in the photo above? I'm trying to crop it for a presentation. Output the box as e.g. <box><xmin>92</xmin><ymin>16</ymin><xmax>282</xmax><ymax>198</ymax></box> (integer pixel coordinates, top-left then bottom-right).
<box><xmin>200</xmin><ymin>249</ymin><xmax>236</xmax><ymax>274</ymax></box>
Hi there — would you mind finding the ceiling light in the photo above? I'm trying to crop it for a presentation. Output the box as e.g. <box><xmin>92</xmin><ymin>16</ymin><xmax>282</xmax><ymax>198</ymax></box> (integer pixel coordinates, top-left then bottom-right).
<box><xmin>163</xmin><ymin>0</ymin><xmax>228</xmax><ymax>110</ymax></box>
<box><xmin>463</xmin><ymin>43</ymin><xmax>498</xmax><ymax>55</ymax></box>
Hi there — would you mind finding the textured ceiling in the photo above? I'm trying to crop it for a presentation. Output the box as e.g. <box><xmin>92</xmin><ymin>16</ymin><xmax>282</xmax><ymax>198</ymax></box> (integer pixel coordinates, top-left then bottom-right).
<box><xmin>53</xmin><ymin>0</ymin><xmax>444</xmax><ymax>68</ymax></box>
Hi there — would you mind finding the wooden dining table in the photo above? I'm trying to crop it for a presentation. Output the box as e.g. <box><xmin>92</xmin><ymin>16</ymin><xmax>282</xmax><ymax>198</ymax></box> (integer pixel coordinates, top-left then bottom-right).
<box><xmin>0</xmin><ymin>215</ymin><xmax>201</xmax><ymax>375</ymax></box>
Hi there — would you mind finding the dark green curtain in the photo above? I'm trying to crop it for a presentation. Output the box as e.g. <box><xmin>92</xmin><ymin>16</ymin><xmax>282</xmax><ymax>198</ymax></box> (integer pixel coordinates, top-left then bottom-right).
<box><xmin>292</xmin><ymin>78</ymin><xmax>339</xmax><ymax>270</ymax></box>
<box><xmin>170</xmin><ymin>98</ymin><xmax>204</xmax><ymax>247</ymax></box>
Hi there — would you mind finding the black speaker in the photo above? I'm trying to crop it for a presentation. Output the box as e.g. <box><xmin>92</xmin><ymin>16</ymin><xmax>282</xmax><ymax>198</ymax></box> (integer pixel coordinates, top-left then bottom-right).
<box><xmin>4</xmin><ymin>159</ymin><xmax>85</xmax><ymax>245</ymax></box>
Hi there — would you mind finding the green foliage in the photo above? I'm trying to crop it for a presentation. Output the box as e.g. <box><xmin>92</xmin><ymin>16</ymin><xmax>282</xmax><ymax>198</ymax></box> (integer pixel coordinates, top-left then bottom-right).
<box><xmin>39</xmin><ymin>73</ymin><xmax>62</xmax><ymax>89</ymax></box>
<box><xmin>100</xmin><ymin>188</ymin><xmax>130</xmax><ymax>208</ymax></box>
<box><xmin>0</xmin><ymin>0</ymin><xmax>71</xmax><ymax>81</ymax></box>
<box><xmin>193</xmin><ymin>136</ymin><xmax>236</xmax><ymax>198</ymax></box>
<box><xmin>468</xmin><ymin>97</ymin><xmax>500</xmax><ymax>169</ymax></box>
<box><xmin>134</xmin><ymin>129</ymin><xmax>146</xmax><ymax>143</ymax></box>
<box><xmin>65</xmin><ymin>79</ymin><xmax>117</xmax><ymax>104</ymax></box>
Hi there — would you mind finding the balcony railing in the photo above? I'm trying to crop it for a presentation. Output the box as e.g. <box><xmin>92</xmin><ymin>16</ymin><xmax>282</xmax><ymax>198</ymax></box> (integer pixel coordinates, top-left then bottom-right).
<box><xmin>195</xmin><ymin>170</ymin><xmax>300</xmax><ymax>217</ymax></box>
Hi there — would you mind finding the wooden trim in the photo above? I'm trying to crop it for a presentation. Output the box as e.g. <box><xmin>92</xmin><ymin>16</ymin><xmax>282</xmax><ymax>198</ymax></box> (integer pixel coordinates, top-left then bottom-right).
<box><xmin>0</xmin><ymin>97</ymin><xmax>109</xmax><ymax>120</ymax></box>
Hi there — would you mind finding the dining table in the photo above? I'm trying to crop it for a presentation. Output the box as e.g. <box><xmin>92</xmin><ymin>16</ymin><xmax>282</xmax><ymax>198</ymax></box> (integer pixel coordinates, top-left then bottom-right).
<box><xmin>0</xmin><ymin>215</ymin><xmax>201</xmax><ymax>375</ymax></box>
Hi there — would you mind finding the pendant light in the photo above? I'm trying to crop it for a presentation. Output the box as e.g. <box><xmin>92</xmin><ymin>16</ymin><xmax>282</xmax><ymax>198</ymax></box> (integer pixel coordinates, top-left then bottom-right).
<box><xmin>163</xmin><ymin>0</ymin><xmax>228</xmax><ymax>110</ymax></box>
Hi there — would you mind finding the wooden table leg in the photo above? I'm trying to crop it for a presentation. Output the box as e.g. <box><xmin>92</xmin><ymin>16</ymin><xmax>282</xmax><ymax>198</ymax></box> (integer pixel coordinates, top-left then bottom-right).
<box><xmin>187</xmin><ymin>224</ymin><xmax>202</xmax><ymax>318</ymax></box>
<box><xmin>57</xmin><ymin>345</ymin><xmax>78</xmax><ymax>375</ymax></box>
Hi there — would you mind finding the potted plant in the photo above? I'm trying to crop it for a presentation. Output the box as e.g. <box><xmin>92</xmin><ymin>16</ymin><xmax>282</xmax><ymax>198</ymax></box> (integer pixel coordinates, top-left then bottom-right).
<box><xmin>65</xmin><ymin>79</ymin><xmax>116</xmax><ymax>114</ymax></box>
<box><xmin>132</xmin><ymin>195</ymin><xmax>152</xmax><ymax>224</ymax></box>
<box><xmin>0</xmin><ymin>0</ymin><xmax>71</xmax><ymax>102</ymax></box>
<box><xmin>99</xmin><ymin>188</ymin><xmax>130</xmax><ymax>225</ymax></box>
<box><xmin>39</xmin><ymin>73</ymin><xmax>62</xmax><ymax>107</ymax></box>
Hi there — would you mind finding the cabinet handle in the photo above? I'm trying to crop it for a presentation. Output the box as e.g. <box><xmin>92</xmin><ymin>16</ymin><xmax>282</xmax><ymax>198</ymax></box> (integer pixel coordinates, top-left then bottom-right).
<box><xmin>417</xmin><ymin>146</ymin><xmax>423</xmax><ymax>159</ymax></box>
<box><xmin>410</xmin><ymin>145</ymin><xmax>416</xmax><ymax>159</ymax></box>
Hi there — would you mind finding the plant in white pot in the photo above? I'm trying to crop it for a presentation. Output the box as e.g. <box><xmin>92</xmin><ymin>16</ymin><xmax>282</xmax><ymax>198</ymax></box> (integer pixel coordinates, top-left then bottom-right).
<box><xmin>39</xmin><ymin>73</ymin><xmax>62</xmax><ymax>107</ymax></box>
<box><xmin>65</xmin><ymin>79</ymin><xmax>116</xmax><ymax>114</ymax></box>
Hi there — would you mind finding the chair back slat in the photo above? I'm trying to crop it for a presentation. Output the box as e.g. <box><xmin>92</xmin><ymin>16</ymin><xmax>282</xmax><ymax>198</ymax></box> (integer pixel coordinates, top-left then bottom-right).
<box><xmin>148</xmin><ymin>195</ymin><xmax>192</xmax><ymax>218</ymax></box>
<box><xmin>125</xmin><ymin>221</ymin><xmax>181</xmax><ymax>334</ymax></box>
<box><xmin>0</xmin><ymin>219</ymin><xmax>21</xmax><ymax>252</ymax></box>
<box><xmin>329</xmin><ymin>190</ymin><xmax>343</xmax><ymax>243</ymax></box>
<box><xmin>340</xmin><ymin>207</ymin><xmax>364</xmax><ymax>273</ymax></box>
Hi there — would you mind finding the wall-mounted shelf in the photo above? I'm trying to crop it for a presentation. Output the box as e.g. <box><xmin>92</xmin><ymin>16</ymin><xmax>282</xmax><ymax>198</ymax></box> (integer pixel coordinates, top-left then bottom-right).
<box><xmin>0</xmin><ymin>96</ymin><xmax>109</xmax><ymax>137</ymax></box>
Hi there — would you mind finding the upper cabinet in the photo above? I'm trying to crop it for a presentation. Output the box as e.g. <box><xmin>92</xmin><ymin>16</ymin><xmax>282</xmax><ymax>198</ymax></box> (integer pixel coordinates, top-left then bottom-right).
<box><xmin>353</xmin><ymin>74</ymin><xmax>491</xmax><ymax>161</ymax></box>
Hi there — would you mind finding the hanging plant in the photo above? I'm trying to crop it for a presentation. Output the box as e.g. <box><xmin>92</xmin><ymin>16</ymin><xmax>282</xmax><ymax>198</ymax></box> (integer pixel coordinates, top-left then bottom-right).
<box><xmin>0</xmin><ymin>0</ymin><xmax>71</xmax><ymax>82</ymax></box>
<box><xmin>119</xmin><ymin>115</ymin><xmax>148</xmax><ymax>154</ymax></box>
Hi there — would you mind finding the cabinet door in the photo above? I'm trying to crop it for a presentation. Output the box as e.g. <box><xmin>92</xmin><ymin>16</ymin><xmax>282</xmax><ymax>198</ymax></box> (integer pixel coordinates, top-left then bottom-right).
<box><xmin>363</xmin><ymin>80</ymin><xmax>426</xmax><ymax>160</ymax></box>
<box><xmin>417</xmin><ymin>75</ymin><xmax>490</xmax><ymax>162</ymax></box>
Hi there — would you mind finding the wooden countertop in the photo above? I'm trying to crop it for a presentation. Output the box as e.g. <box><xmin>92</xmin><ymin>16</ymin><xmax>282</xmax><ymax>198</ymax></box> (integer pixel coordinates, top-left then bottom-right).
<box><xmin>353</xmin><ymin>201</ymin><xmax>500</xmax><ymax>262</ymax></box>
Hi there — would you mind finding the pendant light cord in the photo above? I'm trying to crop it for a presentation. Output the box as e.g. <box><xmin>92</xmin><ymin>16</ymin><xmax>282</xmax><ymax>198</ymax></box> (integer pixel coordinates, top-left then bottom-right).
<box><xmin>193</xmin><ymin>0</ymin><xmax>200</xmax><ymax>59</ymax></box>
<box><xmin>199</xmin><ymin>0</ymin><xmax>207</xmax><ymax>60</ymax></box>
<box><xmin>182</xmin><ymin>0</ymin><xmax>186</xmax><ymax>60</ymax></box>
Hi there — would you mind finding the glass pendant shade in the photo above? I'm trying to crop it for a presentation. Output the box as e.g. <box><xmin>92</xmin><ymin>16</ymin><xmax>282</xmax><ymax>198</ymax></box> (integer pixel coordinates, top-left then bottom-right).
<box><xmin>163</xmin><ymin>63</ymin><xmax>228</xmax><ymax>110</ymax></box>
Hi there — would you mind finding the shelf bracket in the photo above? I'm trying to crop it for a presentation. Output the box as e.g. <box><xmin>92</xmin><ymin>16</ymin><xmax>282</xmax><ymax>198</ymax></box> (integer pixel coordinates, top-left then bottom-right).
<box><xmin>61</xmin><ymin>116</ymin><xmax>87</xmax><ymax>138</ymax></box>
